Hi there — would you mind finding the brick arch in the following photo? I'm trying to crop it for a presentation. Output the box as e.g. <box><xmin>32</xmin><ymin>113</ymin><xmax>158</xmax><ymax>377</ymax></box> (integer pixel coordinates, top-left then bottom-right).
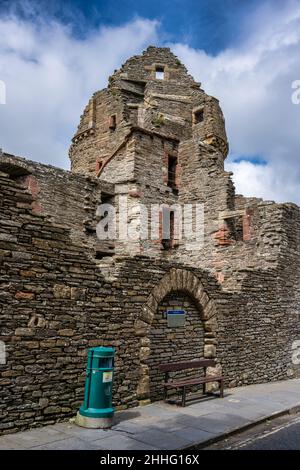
<box><xmin>134</xmin><ymin>268</ymin><xmax>220</xmax><ymax>401</ymax></box>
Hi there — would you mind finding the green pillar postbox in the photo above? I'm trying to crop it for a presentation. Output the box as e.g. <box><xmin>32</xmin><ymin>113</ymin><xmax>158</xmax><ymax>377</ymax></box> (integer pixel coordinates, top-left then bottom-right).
<box><xmin>76</xmin><ymin>346</ymin><xmax>115</xmax><ymax>429</ymax></box>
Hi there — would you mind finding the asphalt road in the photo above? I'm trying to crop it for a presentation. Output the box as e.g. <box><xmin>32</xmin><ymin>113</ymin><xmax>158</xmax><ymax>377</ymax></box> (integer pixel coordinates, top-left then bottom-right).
<box><xmin>205</xmin><ymin>412</ymin><xmax>300</xmax><ymax>450</ymax></box>
<box><xmin>239</xmin><ymin>418</ymin><xmax>300</xmax><ymax>450</ymax></box>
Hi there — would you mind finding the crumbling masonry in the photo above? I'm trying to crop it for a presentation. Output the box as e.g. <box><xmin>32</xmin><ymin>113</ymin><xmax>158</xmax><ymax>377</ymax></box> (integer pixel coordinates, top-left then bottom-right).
<box><xmin>1</xmin><ymin>46</ymin><xmax>300</xmax><ymax>434</ymax></box>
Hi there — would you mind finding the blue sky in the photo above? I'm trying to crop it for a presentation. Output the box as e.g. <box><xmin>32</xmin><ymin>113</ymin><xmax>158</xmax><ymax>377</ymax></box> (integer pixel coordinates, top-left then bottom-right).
<box><xmin>0</xmin><ymin>0</ymin><xmax>258</xmax><ymax>51</ymax></box>
<box><xmin>0</xmin><ymin>0</ymin><xmax>278</xmax><ymax>52</ymax></box>
<box><xmin>0</xmin><ymin>0</ymin><xmax>300</xmax><ymax>203</ymax></box>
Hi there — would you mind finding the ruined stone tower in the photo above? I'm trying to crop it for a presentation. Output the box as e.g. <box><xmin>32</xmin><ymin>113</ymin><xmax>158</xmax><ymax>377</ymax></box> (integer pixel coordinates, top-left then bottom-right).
<box><xmin>69</xmin><ymin>46</ymin><xmax>234</xmax><ymax>262</ymax></box>
<box><xmin>69</xmin><ymin>46</ymin><xmax>228</xmax><ymax>176</ymax></box>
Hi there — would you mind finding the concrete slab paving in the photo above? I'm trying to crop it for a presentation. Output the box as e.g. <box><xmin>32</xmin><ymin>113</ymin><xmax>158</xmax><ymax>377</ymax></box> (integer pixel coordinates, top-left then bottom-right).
<box><xmin>51</xmin><ymin>423</ymin><xmax>116</xmax><ymax>441</ymax></box>
<box><xmin>32</xmin><ymin>437</ymin><xmax>101</xmax><ymax>450</ymax></box>
<box><xmin>135</xmin><ymin>403</ymin><xmax>182</xmax><ymax>420</ymax></box>
<box><xmin>91</xmin><ymin>434</ymin><xmax>158</xmax><ymax>451</ymax></box>
<box><xmin>209</xmin><ymin>405</ymin><xmax>268</xmax><ymax>422</ymax></box>
<box><xmin>175</xmin><ymin>412</ymin><xmax>251</xmax><ymax>436</ymax></box>
<box><xmin>112</xmin><ymin>417</ymin><xmax>161</xmax><ymax>434</ymax></box>
<box><xmin>127</xmin><ymin>427</ymin><xmax>192</xmax><ymax>450</ymax></box>
<box><xmin>1</xmin><ymin>379</ymin><xmax>300</xmax><ymax>450</ymax></box>
<box><xmin>0</xmin><ymin>427</ymin><xmax>68</xmax><ymax>449</ymax></box>
<box><xmin>0</xmin><ymin>437</ymin><xmax>29</xmax><ymax>450</ymax></box>
<box><xmin>165</xmin><ymin>425</ymin><xmax>216</xmax><ymax>446</ymax></box>
<box><xmin>177</xmin><ymin>402</ymin><xmax>227</xmax><ymax>417</ymax></box>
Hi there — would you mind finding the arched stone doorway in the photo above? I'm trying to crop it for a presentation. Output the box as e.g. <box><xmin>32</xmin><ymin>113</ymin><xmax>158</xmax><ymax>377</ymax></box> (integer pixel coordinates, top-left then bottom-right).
<box><xmin>135</xmin><ymin>268</ymin><xmax>220</xmax><ymax>402</ymax></box>
<box><xmin>148</xmin><ymin>290</ymin><xmax>206</xmax><ymax>401</ymax></box>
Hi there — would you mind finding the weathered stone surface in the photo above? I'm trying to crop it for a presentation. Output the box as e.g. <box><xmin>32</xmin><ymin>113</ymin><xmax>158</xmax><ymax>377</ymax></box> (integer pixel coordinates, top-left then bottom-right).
<box><xmin>136</xmin><ymin>377</ymin><xmax>150</xmax><ymax>399</ymax></box>
<box><xmin>139</xmin><ymin>347</ymin><xmax>150</xmax><ymax>362</ymax></box>
<box><xmin>204</xmin><ymin>344</ymin><xmax>216</xmax><ymax>358</ymax></box>
<box><xmin>24</xmin><ymin>341</ymin><xmax>39</xmax><ymax>349</ymax></box>
<box><xmin>134</xmin><ymin>320</ymin><xmax>150</xmax><ymax>336</ymax></box>
<box><xmin>53</xmin><ymin>285</ymin><xmax>71</xmax><ymax>299</ymax></box>
<box><xmin>43</xmin><ymin>406</ymin><xmax>61</xmax><ymax>415</ymax></box>
<box><xmin>14</xmin><ymin>328</ymin><xmax>35</xmax><ymax>337</ymax></box>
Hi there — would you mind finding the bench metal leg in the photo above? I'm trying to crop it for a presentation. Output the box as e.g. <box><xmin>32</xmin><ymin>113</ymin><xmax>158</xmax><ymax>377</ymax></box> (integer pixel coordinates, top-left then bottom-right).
<box><xmin>219</xmin><ymin>380</ymin><xmax>224</xmax><ymax>398</ymax></box>
<box><xmin>163</xmin><ymin>386</ymin><xmax>167</xmax><ymax>402</ymax></box>
<box><xmin>182</xmin><ymin>386</ymin><xmax>186</xmax><ymax>407</ymax></box>
<box><xmin>203</xmin><ymin>382</ymin><xmax>206</xmax><ymax>395</ymax></box>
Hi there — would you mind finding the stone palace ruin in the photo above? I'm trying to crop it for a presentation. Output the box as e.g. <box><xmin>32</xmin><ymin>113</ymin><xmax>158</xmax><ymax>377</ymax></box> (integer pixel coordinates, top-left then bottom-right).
<box><xmin>0</xmin><ymin>46</ymin><xmax>300</xmax><ymax>434</ymax></box>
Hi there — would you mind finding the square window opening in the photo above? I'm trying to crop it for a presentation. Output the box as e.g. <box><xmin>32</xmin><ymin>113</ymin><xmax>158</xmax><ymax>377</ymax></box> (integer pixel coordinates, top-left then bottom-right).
<box><xmin>225</xmin><ymin>216</ymin><xmax>243</xmax><ymax>242</ymax></box>
<box><xmin>155</xmin><ymin>66</ymin><xmax>165</xmax><ymax>80</ymax></box>
<box><xmin>194</xmin><ymin>109</ymin><xmax>204</xmax><ymax>124</ymax></box>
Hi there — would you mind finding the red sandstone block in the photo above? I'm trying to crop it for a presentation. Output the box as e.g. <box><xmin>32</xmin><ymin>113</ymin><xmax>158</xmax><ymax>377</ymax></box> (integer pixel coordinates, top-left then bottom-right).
<box><xmin>215</xmin><ymin>272</ymin><xmax>225</xmax><ymax>284</ymax></box>
<box><xmin>128</xmin><ymin>190</ymin><xmax>143</xmax><ymax>198</ymax></box>
<box><xmin>15</xmin><ymin>292</ymin><xmax>35</xmax><ymax>300</ymax></box>
<box><xmin>24</xmin><ymin>175</ymin><xmax>41</xmax><ymax>198</ymax></box>
<box><xmin>217</xmin><ymin>239</ymin><xmax>233</xmax><ymax>246</ymax></box>
<box><xmin>31</xmin><ymin>201</ymin><xmax>43</xmax><ymax>214</ymax></box>
<box><xmin>243</xmin><ymin>214</ymin><xmax>252</xmax><ymax>241</ymax></box>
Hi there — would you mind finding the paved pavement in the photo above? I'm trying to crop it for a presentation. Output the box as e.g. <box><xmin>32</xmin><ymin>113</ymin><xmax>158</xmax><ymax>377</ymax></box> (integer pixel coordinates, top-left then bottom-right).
<box><xmin>1</xmin><ymin>379</ymin><xmax>300</xmax><ymax>450</ymax></box>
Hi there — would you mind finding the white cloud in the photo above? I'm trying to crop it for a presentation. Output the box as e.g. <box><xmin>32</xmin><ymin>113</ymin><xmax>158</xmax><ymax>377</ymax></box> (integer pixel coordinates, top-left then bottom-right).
<box><xmin>0</xmin><ymin>1</ymin><xmax>300</xmax><ymax>205</ymax></box>
<box><xmin>171</xmin><ymin>0</ymin><xmax>300</xmax><ymax>204</ymax></box>
<box><xmin>0</xmin><ymin>14</ymin><xmax>158</xmax><ymax>168</ymax></box>
<box><xmin>225</xmin><ymin>161</ymin><xmax>300</xmax><ymax>204</ymax></box>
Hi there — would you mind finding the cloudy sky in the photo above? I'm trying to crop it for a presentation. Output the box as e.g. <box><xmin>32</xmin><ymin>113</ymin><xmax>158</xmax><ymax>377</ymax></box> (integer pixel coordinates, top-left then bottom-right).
<box><xmin>0</xmin><ymin>0</ymin><xmax>300</xmax><ymax>203</ymax></box>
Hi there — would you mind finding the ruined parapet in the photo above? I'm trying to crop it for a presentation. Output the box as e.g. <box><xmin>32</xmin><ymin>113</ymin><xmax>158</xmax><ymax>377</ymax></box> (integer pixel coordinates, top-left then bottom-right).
<box><xmin>0</xmin><ymin>152</ymin><xmax>115</xmax><ymax>259</ymax></box>
<box><xmin>192</xmin><ymin>96</ymin><xmax>228</xmax><ymax>158</ymax></box>
<box><xmin>69</xmin><ymin>88</ymin><xmax>132</xmax><ymax>176</ymax></box>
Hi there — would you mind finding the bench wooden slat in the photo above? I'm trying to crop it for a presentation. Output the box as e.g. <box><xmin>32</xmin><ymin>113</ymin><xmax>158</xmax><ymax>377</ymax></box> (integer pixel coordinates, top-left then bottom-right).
<box><xmin>164</xmin><ymin>376</ymin><xmax>224</xmax><ymax>388</ymax></box>
<box><xmin>159</xmin><ymin>359</ymin><xmax>216</xmax><ymax>372</ymax></box>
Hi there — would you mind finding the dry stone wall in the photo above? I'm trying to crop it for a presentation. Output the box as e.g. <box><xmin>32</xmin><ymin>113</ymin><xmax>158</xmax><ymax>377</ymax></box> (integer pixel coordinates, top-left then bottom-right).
<box><xmin>0</xmin><ymin>152</ymin><xmax>115</xmax><ymax>257</ymax></box>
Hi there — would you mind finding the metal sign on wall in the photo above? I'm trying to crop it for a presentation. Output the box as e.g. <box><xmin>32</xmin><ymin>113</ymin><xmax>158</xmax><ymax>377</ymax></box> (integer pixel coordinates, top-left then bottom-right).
<box><xmin>166</xmin><ymin>309</ymin><xmax>186</xmax><ymax>328</ymax></box>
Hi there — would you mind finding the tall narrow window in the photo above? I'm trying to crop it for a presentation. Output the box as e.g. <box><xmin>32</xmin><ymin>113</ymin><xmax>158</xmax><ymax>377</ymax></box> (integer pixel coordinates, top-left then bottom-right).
<box><xmin>155</xmin><ymin>66</ymin><xmax>165</xmax><ymax>80</ymax></box>
<box><xmin>109</xmin><ymin>114</ymin><xmax>116</xmax><ymax>131</ymax></box>
<box><xmin>167</xmin><ymin>155</ymin><xmax>178</xmax><ymax>190</ymax></box>
<box><xmin>161</xmin><ymin>208</ymin><xmax>175</xmax><ymax>250</ymax></box>
<box><xmin>193</xmin><ymin>108</ymin><xmax>204</xmax><ymax>124</ymax></box>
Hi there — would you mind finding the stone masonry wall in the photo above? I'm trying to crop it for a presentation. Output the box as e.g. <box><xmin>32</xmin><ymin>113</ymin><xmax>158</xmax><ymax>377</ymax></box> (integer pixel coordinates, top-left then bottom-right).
<box><xmin>217</xmin><ymin>267</ymin><xmax>300</xmax><ymax>386</ymax></box>
<box><xmin>1</xmin><ymin>169</ymin><xmax>299</xmax><ymax>435</ymax></box>
<box><xmin>0</xmin><ymin>152</ymin><xmax>115</xmax><ymax>257</ymax></box>
<box><xmin>0</xmin><ymin>171</ymin><xmax>220</xmax><ymax>434</ymax></box>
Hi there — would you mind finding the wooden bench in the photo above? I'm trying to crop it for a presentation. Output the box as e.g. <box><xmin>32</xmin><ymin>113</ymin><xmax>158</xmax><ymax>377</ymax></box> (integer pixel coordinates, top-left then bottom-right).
<box><xmin>159</xmin><ymin>359</ymin><xmax>224</xmax><ymax>407</ymax></box>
